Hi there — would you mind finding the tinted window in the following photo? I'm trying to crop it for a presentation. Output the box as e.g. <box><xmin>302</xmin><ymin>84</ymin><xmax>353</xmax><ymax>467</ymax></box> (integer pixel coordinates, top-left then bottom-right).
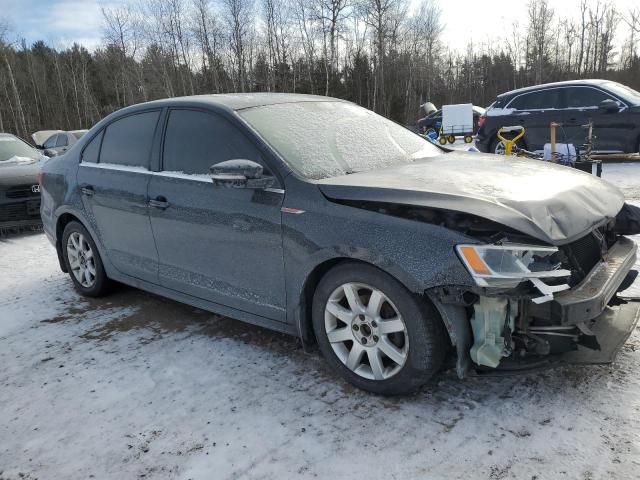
<box><xmin>566</xmin><ymin>87</ymin><xmax>612</xmax><ymax>108</ymax></box>
<box><xmin>82</xmin><ymin>131</ymin><xmax>103</xmax><ymax>163</ymax></box>
<box><xmin>509</xmin><ymin>89</ymin><xmax>565</xmax><ymax>110</ymax></box>
<box><xmin>163</xmin><ymin>109</ymin><xmax>264</xmax><ymax>175</ymax></box>
<box><xmin>56</xmin><ymin>134</ymin><xmax>68</xmax><ymax>147</ymax></box>
<box><xmin>100</xmin><ymin>111</ymin><xmax>160</xmax><ymax>168</ymax></box>
<box><xmin>43</xmin><ymin>134</ymin><xmax>58</xmax><ymax>149</ymax></box>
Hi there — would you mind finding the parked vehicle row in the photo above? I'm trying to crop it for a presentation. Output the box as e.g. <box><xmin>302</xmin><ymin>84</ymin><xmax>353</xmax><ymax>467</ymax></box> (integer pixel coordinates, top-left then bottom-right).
<box><xmin>39</xmin><ymin>93</ymin><xmax>640</xmax><ymax>394</ymax></box>
<box><xmin>476</xmin><ymin>79</ymin><xmax>640</xmax><ymax>155</ymax></box>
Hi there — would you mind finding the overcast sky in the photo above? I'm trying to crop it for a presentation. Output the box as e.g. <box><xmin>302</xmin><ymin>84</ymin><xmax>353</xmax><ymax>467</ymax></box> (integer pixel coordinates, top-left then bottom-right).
<box><xmin>2</xmin><ymin>0</ymin><xmax>639</xmax><ymax>53</ymax></box>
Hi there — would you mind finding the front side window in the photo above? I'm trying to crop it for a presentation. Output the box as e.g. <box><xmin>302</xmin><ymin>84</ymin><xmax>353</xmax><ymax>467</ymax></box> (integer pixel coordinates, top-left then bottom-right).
<box><xmin>100</xmin><ymin>111</ymin><xmax>160</xmax><ymax>168</ymax></box>
<box><xmin>162</xmin><ymin>109</ymin><xmax>265</xmax><ymax>175</ymax></box>
<box><xmin>565</xmin><ymin>87</ymin><xmax>613</xmax><ymax>108</ymax></box>
<box><xmin>240</xmin><ymin>101</ymin><xmax>440</xmax><ymax>180</ymax></box>
<box><xmin>43</xmin><ymin>134</ymin><xmax>58</xmax><ymax>149</ymax></box>
<box><xmin>56</xmin><ymin>134</ymin><xmax>68</xmax><ymax>147</ymax></box>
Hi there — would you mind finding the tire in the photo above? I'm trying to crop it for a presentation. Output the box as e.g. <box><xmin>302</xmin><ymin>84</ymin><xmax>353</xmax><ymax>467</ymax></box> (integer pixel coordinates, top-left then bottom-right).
<box><xmin>490</xmin><ymin>135</ymin><xmax>524</xmax><ymax>156</ymax></box>
<box><xmin>447</xmin><ymin>135</ymin><xmax>456</xmax><ymax>144</ymax></box>
<box><xmin>464</xmin><ymin>135</ymin><xmax>473</xmax><ymax>144</ymax></box>
<box><xmin>312</xmin><ymin>262</ymin><xmax>447</xmax><ymax>395</ymax></box>
<box><xmin>61</xmin><ymin>221</ymin><xmax>111</xmax><ymax>297</ymax></box>
<box><xmin>438</xmin><ymin>137</ymin><xmax>447</xmax><ymax>145</ymax></box>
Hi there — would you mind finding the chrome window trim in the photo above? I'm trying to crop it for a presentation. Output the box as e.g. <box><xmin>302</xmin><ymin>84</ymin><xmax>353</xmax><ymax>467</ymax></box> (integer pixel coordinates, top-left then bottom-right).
<box><xmin>505</xmin><ymin>85</ymin><xmax>627</xmax><ymax>112</ymax></box>
<box><xmin>79</xmin><ymin>162</ymin><xmax>285</xmax><ymax>191</ymax></box>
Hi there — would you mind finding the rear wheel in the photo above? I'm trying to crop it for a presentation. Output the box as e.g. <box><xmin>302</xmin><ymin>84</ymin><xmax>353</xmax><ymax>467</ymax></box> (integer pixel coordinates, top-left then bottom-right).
<box><xmin>491</xmin><ymin>135</ymin><xmax>525</xmax><ymax>156</ymax></box>
<box><xmin>312</xmin><ymin>263</ymin><xmax>446</xmax><ymax>395</ymax></box>
<box><xmin>62</xmin><ymin>221</ymin><xmax>111</xmax><ymax>297</ymax></box>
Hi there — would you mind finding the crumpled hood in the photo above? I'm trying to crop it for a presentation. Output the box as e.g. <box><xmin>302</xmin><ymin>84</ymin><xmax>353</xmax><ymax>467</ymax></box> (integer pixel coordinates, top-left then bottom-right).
<box><xmin>316</xmin><ymin>152</ymin><xmax>625</xmax><ymax>245</ymax></box>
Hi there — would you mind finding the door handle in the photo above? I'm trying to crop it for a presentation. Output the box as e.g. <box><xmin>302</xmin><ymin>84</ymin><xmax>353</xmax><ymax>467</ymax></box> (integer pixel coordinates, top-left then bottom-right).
<box><xmin>149</xmin><ymin>196</ymin><xmax>170</xmax><ymax>209</ymax></box>
<box><xmin>80</xmin><ymin>185</ymin><xmax>94</xmax><ymax>196</ymax></box>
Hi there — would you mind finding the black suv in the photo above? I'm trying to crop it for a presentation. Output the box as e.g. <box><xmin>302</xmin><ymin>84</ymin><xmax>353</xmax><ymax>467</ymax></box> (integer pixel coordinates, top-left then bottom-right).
<box><xmin>476</xmin><ymin>80</ymin><xmax>640</xmax><ymax>154</ymax></box>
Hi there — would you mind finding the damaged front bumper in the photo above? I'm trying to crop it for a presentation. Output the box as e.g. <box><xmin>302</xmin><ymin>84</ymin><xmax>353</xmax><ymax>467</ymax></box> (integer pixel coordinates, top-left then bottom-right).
<box><xmin>530</xmin><ymin>237</ymin><xmax>637</xmax><ymax>325</ymax></box>
<box><xmin>433</xmin><ymin>237</ymin><xmax>639</xmax><ymax>377</ymax></box>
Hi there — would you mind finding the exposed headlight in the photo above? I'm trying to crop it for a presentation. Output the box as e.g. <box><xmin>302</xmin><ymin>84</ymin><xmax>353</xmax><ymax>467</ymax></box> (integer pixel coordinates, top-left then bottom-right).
<box><xmin>456</xmin><ymin>244</ymin><xmax>571</xmax><ymax>288</ymax></box>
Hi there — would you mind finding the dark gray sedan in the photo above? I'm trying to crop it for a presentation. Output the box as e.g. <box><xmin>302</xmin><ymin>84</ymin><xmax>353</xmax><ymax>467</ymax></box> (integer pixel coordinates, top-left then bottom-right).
<box><xmin>39</xmin><ymin>94</ymin><xmax>639</xmax><ymax>394</ymax></box>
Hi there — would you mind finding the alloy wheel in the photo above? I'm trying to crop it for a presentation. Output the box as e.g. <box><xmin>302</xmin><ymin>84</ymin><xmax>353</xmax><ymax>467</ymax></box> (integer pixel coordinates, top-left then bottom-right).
<box><xmin>324</xmin><ymin>282</ymin><xmax>409</xmax><ymax>381</ymax></box>
<box><xmin>66</xmin><ymin>232</ymin><xmax>96</xmax><ymax>288</ymax></box>
<box><xmin>494</xmin><ymin>140</ymin><xmax>506</xmax><ymax>155</ymax></box>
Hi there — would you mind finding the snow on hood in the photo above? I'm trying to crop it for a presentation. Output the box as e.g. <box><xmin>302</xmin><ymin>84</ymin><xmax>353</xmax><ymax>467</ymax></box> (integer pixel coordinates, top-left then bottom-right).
<box><xmin>316</xmin><ymin>152</ymin><xmax>625</xmax><ymax>245</ymax></box>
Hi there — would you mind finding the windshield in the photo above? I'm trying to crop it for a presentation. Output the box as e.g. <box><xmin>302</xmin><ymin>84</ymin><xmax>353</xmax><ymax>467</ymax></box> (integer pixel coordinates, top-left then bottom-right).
<box><xmin>604</xmin><ymin>81</ymin><xmax>640</xmax><ymax>104</ymax></box>
<box><xmin>240</xmin><ymin>101</ymin><xmax>441</xmax><ymax>179</ymax></box>
<box><xmin>0</xmin><ymin>135</ymin><xmax>40</xmax><ymax>162</ymax></box>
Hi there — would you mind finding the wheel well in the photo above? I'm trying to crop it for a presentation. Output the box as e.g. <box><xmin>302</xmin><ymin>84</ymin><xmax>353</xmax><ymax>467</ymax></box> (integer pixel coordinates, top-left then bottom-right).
<box><xmin>298</xmin><ymin>258</ymin><xmax>348</xmax><ymax>345</ymax></box>
<box><xmin>298</xmin><ymin>258</ymin><xmax>425</xmax><ymax>346</ymax></box>
<box><xmin>55</xmin><ymin>213</ymin><xmax>81</xmax><ymax>272</ymax></box>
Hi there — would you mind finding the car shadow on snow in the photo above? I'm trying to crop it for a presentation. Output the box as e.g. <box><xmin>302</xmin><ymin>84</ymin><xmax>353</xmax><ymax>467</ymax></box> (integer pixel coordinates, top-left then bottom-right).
<box><xmin>49</xmin><ymin>281</ymin><xmax>640</xmax><ymax>412</ymax></box>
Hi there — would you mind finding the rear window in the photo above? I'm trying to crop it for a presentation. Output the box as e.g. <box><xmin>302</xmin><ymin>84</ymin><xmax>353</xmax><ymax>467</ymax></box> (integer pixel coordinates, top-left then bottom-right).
<box><xmin>509</xmin><ymin>89</ymin><xmax>565</xmax><ymax>110</ymax></box>
<box><xmin>71</xmin><ymin>131</ymin><xmax>87</xmax><ymax>140</ymax></box>
<box><xmin>99</xmin><ymin>111</ymin><xmax>160</xmax><ymax>168</ymax></box>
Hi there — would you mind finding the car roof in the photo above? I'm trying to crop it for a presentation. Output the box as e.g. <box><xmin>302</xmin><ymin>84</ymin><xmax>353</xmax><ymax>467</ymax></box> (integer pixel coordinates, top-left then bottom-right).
<box><xmin>129</xmin><ymin>93</ymin><xmax>346</xmax><ymax>112</ymax></box>
<box><xmin>497</xmin><ymin>79</ymin><xmax>610</xmax><ymax>99</ymax></box>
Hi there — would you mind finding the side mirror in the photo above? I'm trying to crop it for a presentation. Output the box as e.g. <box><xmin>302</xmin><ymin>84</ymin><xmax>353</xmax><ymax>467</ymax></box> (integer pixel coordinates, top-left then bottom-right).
<box><xmin>599</xmin><ymin>99</ymin><xmax>619</xmax><ymax>113</ymax></box>
<box><xmin>43</xmin><ymin>149</ymin><xmax>58</xmax><ymax>157</ymax></box>
<box><xmin>209</xmin><ymin>159</ymin><xmax>275</xmax><ymax>189</ymax></box>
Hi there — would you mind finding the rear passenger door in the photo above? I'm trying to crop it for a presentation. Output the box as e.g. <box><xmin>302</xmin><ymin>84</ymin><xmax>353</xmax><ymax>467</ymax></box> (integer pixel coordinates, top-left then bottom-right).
<box><xmin>76</xmin><ymin>110</ymin><xmax>161</xmax><ymax>283</ymax></box>
<box><xmin>147</xmin><ymin>108</ymin><xmax>286</xmax><ymax>321</ymax></box>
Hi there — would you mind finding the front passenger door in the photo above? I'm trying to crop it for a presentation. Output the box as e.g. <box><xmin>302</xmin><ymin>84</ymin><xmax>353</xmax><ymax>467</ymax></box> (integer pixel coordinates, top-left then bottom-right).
<box><xmin>148</xmin><ymin>109</ymin><xmax>286</xmax><ymax>321</ymax></box>
<box><xmin>564</xmin><ymin>87</ymin><xmax>628</xmax><ymax>152</ymax></box>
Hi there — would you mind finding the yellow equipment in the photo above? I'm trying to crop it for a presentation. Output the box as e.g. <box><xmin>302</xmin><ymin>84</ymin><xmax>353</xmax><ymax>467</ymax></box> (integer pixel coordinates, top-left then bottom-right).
<box><xmin>496</xmin><ymin>125</ymin><xmax>525</xmax><ymax>156</ymax></box>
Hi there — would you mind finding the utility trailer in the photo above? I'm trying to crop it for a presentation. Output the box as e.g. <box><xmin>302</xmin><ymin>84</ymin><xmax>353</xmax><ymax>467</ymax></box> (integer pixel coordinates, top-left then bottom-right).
<box><xmin>438</xmin><ymin>103</ymin><xmax>474</xmax><ymax>145</ymax></box>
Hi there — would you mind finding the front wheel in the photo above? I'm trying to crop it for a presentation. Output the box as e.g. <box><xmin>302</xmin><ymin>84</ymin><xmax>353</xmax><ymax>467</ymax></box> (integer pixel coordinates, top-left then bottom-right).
<box><xmin>312</xmin><ymin>263</ymin><xmax>446</xmax><ymax>395</ymax></box>
<box><xmin>62</xmin><ymin>221</ymin><xmax>111</xmax><ymax>297</ymax></box>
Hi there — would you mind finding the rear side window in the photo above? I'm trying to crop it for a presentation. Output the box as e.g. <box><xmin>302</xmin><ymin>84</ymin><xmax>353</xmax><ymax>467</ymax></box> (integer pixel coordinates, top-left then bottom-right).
<box><xmin>82</xmin><ymin>131</ymin><xmax>103</xmax><ymax>163</ymax></box>
<box><xmin>162</xmin><ymin>109</ymin><xmax>265</xmax><ymax>175</ymax></box>
<box><xmin>56</xmin><ymin>134</ymin><xmax>68</xmax><ymax>147</ymax></box>
<box><xmin>565</xmin><ymin>87</ymin><xmax>612</xmax><ymax>108</ymax></box>
<box><xmin>509</xmin><ymin>89</ymin><xmax>565</xmax><ymax>110</ymax></box>
<box><xmin>100</xmin><ymin>111</ymin><xmax>160</xmax><ymax>168</ymax></box>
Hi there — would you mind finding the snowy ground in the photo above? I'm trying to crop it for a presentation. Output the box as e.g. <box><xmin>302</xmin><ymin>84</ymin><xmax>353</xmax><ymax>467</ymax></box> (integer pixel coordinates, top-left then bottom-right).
<box><xmin>1</xmin><ymin>164</ymin><xmax>640</xmax><ymax>480</ymax></box>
